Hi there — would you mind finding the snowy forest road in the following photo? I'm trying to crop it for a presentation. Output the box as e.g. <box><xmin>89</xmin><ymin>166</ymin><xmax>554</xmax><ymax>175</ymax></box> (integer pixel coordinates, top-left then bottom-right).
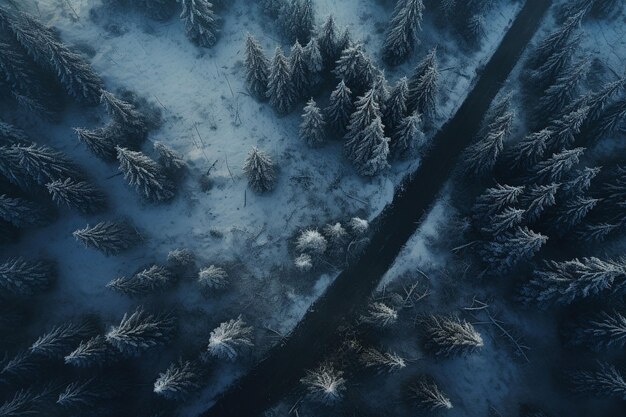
<box><xmin>201</xmin><ymin>1</ymin><xmax>552</xmax><ymax>416</ymax></box>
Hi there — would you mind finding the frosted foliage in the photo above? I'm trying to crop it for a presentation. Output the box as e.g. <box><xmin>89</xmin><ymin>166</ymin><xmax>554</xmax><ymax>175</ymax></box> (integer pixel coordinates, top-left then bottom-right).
<box><xmin>423</xmin><ymin>315</ymin><xmax>484</xmax><ymax>356</ymax></box>
<box><xmin>554</xmin><ymin>196</ymin><xmax>598</xmax><ymax>229</ymax></box>
<box><xmin>0</xmin><ymin>257</ymin><xmax>54</xmax><ymax>297</ymax></box>
<box><xmin>334</xmin><ymin>43</ymin><xmax>377</xmax><ymax>92</ymax></box>
<box><xmin>571</xmin><ymin>362</ymin><xmax>626</xmax><ymax>400</ymax></box>
<box><xmin>64</xmin><ymin>335</ymin><xmax>114</xmax><ymax>368</ymax></box>
<box><xmin>74</xmin><ymin>127</ymin><xmax>117</xmax><ymax>160</ymax></box>
<box><xmin>473</xmin><ymin>184</ymin><xmax>524</xmax><ymax>219</ymax></box>
<box><xmin>153</xmin><ymin>141</ymin><xmax>186</xmax><ymax>172</ymax></box>
<box><xmin>361</xmin><ymin>302</ymin><xmax>398</xmax><ymax>327</ymax></box>
<box><xmin>509</xmin><ymin>129</ymin><xmax>550</xmax><ymax>169</ymax></box>
<box><xmin>106</xmin><ymin>307</ymin><xmax>176</xmax><ymax>356</ymax></box>
<box><xmin>530</xmin><ymin>147</ymin><xmax>585</xmax><ymax>184</ymax></box>
<box><xmin>344</xmin><ymin>89</ymin><xmax>381</xmax><ymax>147</ymax></box>
<box><xmin>0</xmin><ymin>121</ymin><xmax>28</xmax><ymax>144</ymax></box>
<box><xmin>521</xmin><ymin>257</ymin><xmax>626</xmax><ymax>307</ymax></box>
<box><xmin>317</xmin><ymin>15</ymin><xmax>338</xmax><ymax>65</ymax></box>
<box><xmin>296</xmin><ymin>229</ymin><xmax>327</xmax><ymax>254</ymax></box>
<box><xmin>300</xmin><ymin>99</ymin><xmax>326</xmax><ymax>147</ymax></box>
<box><xmin>267</xmin><ymin>47</ymin><xmax>295</xmax><ymax>114</ymax></box>
<box><xmin>107</xmin><ymin>264</ymin><xmax>175</xmax><ymax>296</ymax></box>
<box><xmin>384</xmin><ymin>77</ymin><xmax>409</xmax><ymax>133</ymax></box>
<box><xmin>349</xmin><ymin>217</ymin><xmax>369</xmax><ymax>235</ymax></box>
<box><xmin>56</xmin><ymin>379</ymin><xmax>106</xmax><ymax>408</ymax></box>
<box><xmin>382</xmin><ymin>0</ymin><xmax>424</xmax><ymax>65</ymax></box>
<box><xmin>300</xmin><ymin>364</ymin><xmax>346</xmax><ymax>404</ymax></box>
<box><xmin>243</xmin><ymin>147</ymin><xmax>277</xmax><ymax>193</ymax></box>
<box><xmin>180</xmin><ymin>0</ymin><xmax>219</xmax><ymax>47</ymax></box>
<box><xmin>571</xmin><ymin>310</ymin><xmax>626</xmax><ymax>351</ymax></box>
<box><xmin>538</xmin><ymin>59</ymin><xmax>589</xmax><ymax>117</ymax></box>
<box><xmin>0</xmin><ymin>194</ymin><xmax>48</xmax><ymax>227</ymax></box>
<box><xmin>407</xmin><ymin>54</ymin><xmax>439</xmax><ymax>118</ymax></box>
<box><xmin>323</xmin><ymin>222</ymin><xmax>347</xmax><ymax>243</ymax></box>
<box><xmin>244</xmin><ymin>34</ymin><xmax>270</xmax><ymax>99</ymax></box>
<box><xmin>198</xmin><ymin>265</ymin><xmax>229</xmax><ymax>290</ymax></box>
<box><xmin>73</xmin><ymin>221</ymin><xmax>141</xmax><ymax>255</ymax></box>
<box><xmin>13</xmin><ymin>144</ymin><xmax>81</xmax><ymax>186</ymax></box>
<box><xmin>290</xmin><ymin>41</ymin><xmax>308</xmax><ymax>97</ymax></box>
<box><xmin>294</xmin><ymin>253</ymin><xmax>313</xmax><ymax>272</ymax></box>
<box><xmin>0</xmin><ymin>146</ymin><xmax>30</xmax><ymax>189</ymax></box>
<box><xmin>529</xmin><ymin>12</ymin><xmax>583</xmax><ymax>70</ymax></box>
<box><xmin>359</xmin><ymin>347</ymin><xmax>406</xmax><ymax>373</ymax></box>
<box><xmin>482</xmin><ymin>207</ymin><xmax>525</xmax><ymax>235</ymax></box>
<box><xmin>410</xmin><ymin>379</ymin><xmax>453</xmax><ymax>410</ymax></box>
<box><xmin>304</xmin><ymin>38</ymin><xmax>323</xmax><ymax>74</ymax></box>
<box><xmin>207</xmin><ymin>316</ymin><xmax>253</xmax><ymax>360</ymax></box>
<box><xmin>545</xmin><ymin>106</ymin><xmax>589</xmax><ymax>152</ymax></box>
<box><xmin>116</xmin><ymin>147</ymin><xmax>175</xmax><ymax>202</ymax></box>
<box><xmin>100</xmin><ymin>91</ymin><xmax>146</xmax><ymax>135</ymax></box>
<box><xmin>167</xmin><ymin>248</ymin><xmax>195</xmax><ymax>266</ymax></box>
<box><xmin>1</xmin><ymin>351</ymin><xmax>38</xmax><ymax>380</ymax></box>
<box><xmin>0</xmin><ymin>387</ymin><xmax>53</xmax><ymax>417</ymax></box>
<box><xmin>154</xmin><ymin>360</ymin><xmax>201</xmax><ymax>400</ymax></box>
<box><xmin>520</xmin><ymin>184</ymin><xmax>559</xmax><ymax>223</ymax></box>
<box><xmin>30</xmin><ymin>321</ymin><xmax>93</xmax><ymax>358</ymax></box>
<box><xmin>46</xmin><ymin>178</ymin><xmax>106</xmax><ymax>214</ymax></box>
<box><xmin>346</xmin><ymin>117</ymin><xmax>390</xmax><ymax>176</ymax></box>
<box><xmin>561</xmin><ymin>167</ymin><xmax>600</xmax><ymax>196</ymax></box>
<box><xmin>481</xmin><ymin>226</ymin><xmax>547</xmax><ymax>271</ymax></box>
<box><xmin>393</xmin><ymin>112</ymin><xmax>423</xmax><ymax>156</ymax></box>
<box><xmin>326</xmin><ymin>80</ymin><xmax>353</xmax><ymax>133</ymax></box>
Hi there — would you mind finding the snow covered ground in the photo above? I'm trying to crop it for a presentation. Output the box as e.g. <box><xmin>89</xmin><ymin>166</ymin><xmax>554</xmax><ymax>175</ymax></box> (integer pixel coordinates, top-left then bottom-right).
<box><xmin>2</xmin><ymin>0</ymin><xmax>522</xmax><ymax>413</ymax></box>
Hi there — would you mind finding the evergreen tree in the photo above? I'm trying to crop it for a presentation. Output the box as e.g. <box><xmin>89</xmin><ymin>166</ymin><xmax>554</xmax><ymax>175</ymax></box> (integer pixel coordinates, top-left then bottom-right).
<box><xmin>154</xmin><ymin>359</ymin><xmax>202</xmax><ymax>400</ymax></box>
<box><xmin>537</xmin><ymin>59</ymin><xmax>590</xmax><ymax>119</ymax></box>
<box><xmin>567</xmin><ymin>77</ymin><xmax>626</xmax><ymax>128</ymax></box>
<box><xmin>180</xmin><ymin>0</ymin><xmax>219</xmax><ymax>48</ymax></box>
<box><xmin>344</xmin><ymin>88</ymin><xmax>381</xmax><ymax>150</ymax></box>
<box><xmin>528</xmin><ymin>12</ymin><xmax>584</xmax><ymax>70</ymax></box>
<box><xmin>334</xmin><ymin>43</ymin><xmax>377</xmax><ymax>93</ymax></box>
<box><xmin>282</xmin><ymin>0</ymin><xmax>314</xmax><ymax>43</ymax></box>
<box><xmin>481</xmin><ymin>207</ymin><xmax>525</xmax><ymax>235</ymax></box>
<box><xmin>570</xmin><ymin>362</ymin><xmax>626</xmax><ymax>400</ymax></box>
<box><xmin>360</xmin><ymin>302</ymin><xmax>398</xmax><ymax>327</ymax></box>
<box><xmin>0</xmin><ymin>351</ymin><xmax>39</xmax><ymax>382</ymax></box>
<box><xmin>243</xmin><ymin>147</ymin><xmax>277</xmax><ymax>193</ymax></box>
<box><xmin>13</xmin><ymin>144</ymin><xmax>82</xmax><ymax>186</ymax></box>
<box><xmin>57</xmin><ymin>378</ymin><xmax>113</xmax><ymax>409</ymax></box>
<box><xmin>577</xmin><ymin>222</ymin><xmax>619</xmax><ymax>242</ymax></box>
<box><xmin>561</xmin><ymin>166</ymin><xmax>601</xmax><ymax>196</ymax></box>
<box><xmin>382</xmin><ymin>0</ymin><xmax>425</xmax><ymax>65</ymax></box>
<box><xmin>0</xmin><ymin>121</ymin><xmax>28</xmax><ymax>145</ymax></box>
<box><xmin>0</xmin><ymin>387</ymin><xmax>54</xmax><ymax>417</ymax></box>
<box><xmin>303</xmin><ymin>37</ymin><xmax>323</xmax><ymax>89</ymax></box>
<box><xmin>392</xmin><ymin>112</ymin><xmax>423</xmax><ymax>156</ymax></box>
<box><xmin>383</xmin><ymin>77</ymin><xmax>409</xmax><ymax>136</ymax></box>
<box><xmin>336</xmin><ymin>26</ymin><xmax>352</xmax><ymax>52</ymax></box>
<box><xmin>107</xmin><ymin>264</ymin><xmax>175</xmax><ymax>296</ymax></box>
<box><xmin>0</xmin><ymin>146</ymin><xmax>30</xmax><ymax>189</ymax></box>
<box><xmin>480</xmin><ymin>226</ymin><xmax>547</xmax><ymax>271</ymax></box>
<box><xmin>74</xmin><ymin>126</ymin><xmax>118</xmax><ymax>161</ymax></box>
<box><xmin>350</xmin><ymin>117</ymin><xmax>390</xmax><ymax>177</ymax></box>
<box><xmin>554</xmin><ymin>196</ymin><xmax>599</xmax><ymax>230</ymax></box>
<box><xmin>588</xmin><ymin>99</ymin><xmax>626</xmax><ymax>143</ymax></box>
<box><xmin>325</xmin><ymin>80</ymin><xmax>353</xmax><ymax>134</ymax></box>
<box><xmin>117</xmin><ymin>147</ymin><xmax>175</xmax><ymax>202</ymax></box>
<box><xmin>46</xmin><ymin>178</ymin><xmax>106</xmax><ymax>214</ymax></box>
<box><xmin>359</xmin><ymin>347</ymin><xmax>406</xmax><ymax>373</ymax></box>
<box><xmin>422</xmin><ymin>315</ymin><xmax>484</xmax><ymax>357</ymax></box>
<box><xmin>528</xmin><ymin>147</ymin><xmax>585</xmax><ymax>184</ymax></box>
<box><xmin>30</xmin><ymin>321</ymin><xmax>93</xmax><ymax>358</ymax></box>
<box><xmin>244</xmin><ymin>34</ymin><xmax>270</xmax><ymax>99</ymax></box>
<box><xmin>507</xmin><ymin>129</ymin><xmax>551</xmax><ymax>169</ymax></box>
<box><xmin>464</xmin><ymin>14</ymin><xmax>486</xmax><ymax>44</ymax></box>
<box><xmin>406</xmin><ymin>59</ymin><xmax>439</xmax><ymax>119</ymax></box>
<box><xmin>316</xmin><ymin>15</ymin><xmax>338</xmax><ymax>67</ymax></box>
<box><xmin>557</xmin><ymin>0</ymin><xmax>594</xmax><ymax>22</ymax></box>
<box><xmin>198</xmin><ymin>265</ymin><xmax>229</xmax><ymax>290</ymax></box>
<box><xmin>206</xmin><ymin>316</ymin><xmax>253</xmax><ymax>360</ymax></box>
<box><xmin>520</xmin><ymin>257</ymin><xmax>626</xmax><ymax>307</ymax></box>
<box><xmin>289</xmin><ymin>40</ymin><xmax>308</xmax><ymax>98</ymax></box>
<box><xmin>154</xmin><ymin>141</ymin><xmax>186</xmax><ymax>174</ymax></box>
<box><xmin>530</xmin><ymin>33</ymin><xmax>581</xmax><ymax>89</ymax></box>
<box><xmin>267</xmin><ymin>47</ymin><xmax>296</xmax><ymax>114</ymax></box>
<box><xmin>64</xmin><ymin>335</ymin><xmax>117</xmax><ymax>368</ymax></box>
<box><xmin>73</xmin><ymin>221</ymin><xmax>142</xmax><ymax>255</ymax></box>
<box><xmin>465</xmin><ymin>111</ymin><xmax>514</xmax><ymax>175</ymax></box>
<box><xmin>544</xmin><ymin>106</ymin><xmax>589</xmax><ymax>153</ymax></box>
<box><xmin>100</xmin><ymin>91</ymin><xmax>147</xmax><ymax>138</ymax></box>
<box><xmin>472</xmin><ymin>184</ymin><xmax>524</xmax><ymax>219</ymax></box>
<box><xmin>0</xmin><ymin>7</ymin><xmax>103</xmax><ymax>104</ymax></box>
<box><xmin>300</xmin><ymin>99</ymin><xmax>326</xmax><ymax>147</ymax></box>
<box><xmin>479</xmin><ymin>92</ymin><xmax>512</xmax><ymax>136</ymax></box>
<box><xmin>569</xmin><ymin>310</ymin><xmax>626</xmax><ymax>351</ymax></box>
<box><xmin>409</xmin><ymin>378</ymin><xmax>453</xmax><ymax>411</ymax></box>
<box><xmin>0</xmin><ymin>257</ymin><xmax>55</xmax><ymax>297</ymax></box>
<box><xmin>0</xmin><ymin>194</ymin><xmax>49</xmax><ymax>227</ymax></box>
<box><xmin>407</xmin><ymin>48</ymin><xmax>437</xmax><ymax>114</ymax></box>
<box><xmin>519</xmin><ymin>183</ymin><xmax>559</xmax><ymax>223</ymax></box>
<box><xmin>106</xmin><ymin>307</ymin><xmax>176</xmax><ymax>356</ymax></box>
<box><xmin>300</xmin><ymin>364</ymin><xmax>346</xmax><ymax>404</ymax></box>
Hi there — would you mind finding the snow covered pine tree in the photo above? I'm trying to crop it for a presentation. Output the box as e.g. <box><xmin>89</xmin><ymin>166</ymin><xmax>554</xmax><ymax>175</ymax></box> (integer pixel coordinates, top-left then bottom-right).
<box><xmin>180</xmin><ymin>0</ymin><xmax>219</xmax><ymax>48</ymax></box>
<box><xmin>382</xmin><ymin>0</ymin><xmax>425</xmax><ymax>65</ymax></box>
<box><xmin>243</xmin><ymin>146</ymin><xmax>277</xmax><ymax>193</ymax></box>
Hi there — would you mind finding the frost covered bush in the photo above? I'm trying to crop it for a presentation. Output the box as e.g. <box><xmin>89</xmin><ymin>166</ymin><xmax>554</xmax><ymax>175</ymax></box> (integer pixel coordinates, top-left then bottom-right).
<box><xmin>154</xmin><ymin>359</ymin><xmax>201</xmax><ymax>400</ymax></box>
<box><xmin>422</xmin><ymin>315</ymin><xmax>484</xmax><ymax>356</ymax></box>
<box><xmin>349</xmin><ymin>217</ymin><xmax>369</xmax><ymax>235</ymax></box>
<box><xmin>167</xmin><ymin>248</ymin><xmax>196</xmax><ymax>268</ymax></box>
<box><xmin>359</xmin><ymin>347</ymin><xmax>406</xmax><ymax>373</ymax></box>
<box><xmin>154</xmin><ymin>141</ymin><xmax>186</xmax><ymax>174</ymax></box>
<box><xmin>0</xmin><ymin>257</ymin><xmax>55</xmax><ymax>297</ymax></box>
<box><xmin>300</xmin><ymin>364</ymin><xmax>346</xmax><ymax>404</ymax></box>
<box><xmin>409</xmin><ymin>377</ymin><xmax>453</xmax><ymax>411</ymax></box>
<box><xmin>117</xmin><ymin>146</ymin><xmax>175</xmax><ymax>202</ymax></box>
<box><xmin>294</xmin><ymin>253</ymin><xmax>313</xmax><ymax>272</ymax></box>
<box><xmin>360</xmin><ymin>302</ymin><xmax>398</xmax><ymax>327</ymax></box>
<box><xmin>106</xmin><ymin>307</ymin><xmax>176</xmax><ymax>356</ymax></box>
<box><xmin>107</xmin><ymin>264</ymin><xmax>175</xmax><ymax>296</ymax></box>
<box><xmin>73</xmin><ymin>221</ymin><xmax>141</xmax><ymax>255</ymax></box>
<box><xmin>323</xmin><ymin>222</ymin><xmax>348</xmax><ymax>245</ymax></box>
<box><xmin>198</xmin><ymin>265</ymin><xmax>229</xmax><ymax>290</ymax></box>
<box><xmin>243</xmin><ymin>147</ymin><xmax>277</xmax><ymax>193</ymax></box>
<box><xmin>207</xmin><ymin>316</ymin><xmax>253</xmax><ymax>360</ymax></box>
<box><xmin>295</xmin><ymin>229</ymin><xmax>327</xmax><ymax>254</ymax></box>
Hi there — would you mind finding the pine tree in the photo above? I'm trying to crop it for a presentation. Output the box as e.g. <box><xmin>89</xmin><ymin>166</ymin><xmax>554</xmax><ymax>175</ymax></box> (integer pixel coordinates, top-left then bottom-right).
<box><xmin>207</xmin><ymin>316</ymin><xmax>253</xmax><ymax>360</ymax></box>
<box><xmin>422</xmin><ymin>315</ymin><xmax>484</xmax><ymax>357</ymax></box>
<box><xmin>198</xmin><ymin>265</ymin><xmax>229</xmax><ymax>290</ymax></box>
<box><xmin>296</xmin><ymin>229</ymin><xmax>328</xmax><ymax>254</ymax></box>
<box><xmin>507</xmin><ymin>129</ymin><xmax>551</xmax><ymax>169</ymax></box>
<box><xmin>267</xmin><ymin>47</ymin><xmax>296</xmax><ymax>114</ymax></box>
<box><xmin>117</xmin><ymin>147</ymin><xmax>175</xmax><ymax>202</ymax></box>
<box><xmin>554</xmin><ymin>196</ymin><xmax>598</xmax><ymax>230</ymax></box>
<box><xmin>568</xmin><ymin>77</ymin><xmax>626</xmax><ymax>128</ymax></box>
<box><xmin>528</xmin><ymin>147</ymin><xmax>585</xmax><ymax>184</ymax></box>
<box><xmin>0</xmin><ymin>387</ymin><xmax>55</xmax><ymax>417</ymax></box>
<box><xmin>153</xmin><ymin>359</ymin><xmax>202</xmax><ymax>400</ymax></box>
<box><xmin>557</xmin><ymin>0</ymin><xmax>594</xmax><ymax>22</ymax></box>
<box><xmin>180</xmin><ymin>0</ymin><xmax>219</xmax><ymax>48</ymax></box>
<box><xmin>316</xmin><ymin>15</ymin><xmax>338</xmax><ymax>67</ymax></box>
<box><xmin>0</xmin><ymin>257</ymin><xmax>55</xmax><ymax>297</ymax></box>
<box><xmin>360</xmin><ymin>302</ymin><xmax>398</xmax><ymax>327</ymax></box>
<box><xmin>588</xmin><ymin>99</ymin><xmax>626</xmax><ymax>143</ymax></box>
<box><xmin>12</xmin><ymin>144</ymin><xmax>82</xmax><ymax>186</ymax></box>
<box><xmin>407</xmin><ymin>60</ymin><xmax>439</xmax><ymax>120</ymax></box>
<box><xmin>577</xmin><ymin>222</ymin><xmax>619</xmax><ymax>242</ymax></box>
<box><xmin>0</xmin><ymin>121</ymin><xmax>28</xmax><ymax>145</ymax></box>
<box><xmin>243</xmin><ymin>147</ymin><xmax>277</xmax><ymax>193</ymax></box>
<box><xmin>407</xmin><ymin>48</ymin><xmax>437</xmax><ymax>114</ymax></box>
<box><xmin>520</xmin><ymin>257</ymin><xmax>626</xmax><ymax>307</ymax></box>
<box><xmin>528</xmin><ymin>12</ymin><xmax>584</xmax><ymax>70</ymax></box>
<box><xmin>300</xmin><ymin>99</ymin><xmax>326</xmax><ymax>147</ymax></box>
<box><xmin>107</xmin><ymin>264</ymin><xmax>175</xmax><ymax>296</ymax></box>
<box><xmin>481</xmin><ymin>207</ymin><xmax>525</xmax><ymax>235</ymax></box>
<box><xmin>244</xmin><ymin>34</ymin><xmax>270</xmax><ymax>100</ymax></box>
<box><xmin>0</xmin><ymin>194</ymin><xmax>49</xmax><ymax>227</ymax></box>
<box><xmin>64</xmin><ymin>335</ymin><xmax>117</xmax><ymax>368</ymax></box>
<box><xmin>154</xmin><ymin>141</ymin><xmax>186</xmax><ymax>174</ymax></box>
<box><xmin>46</xmin><ymin>178</ymin><xmax>106</xmax><ymax>214</ymax></box>
<box><xmin>106</xmin><ymin>307</ymin><xmax>176</xmax><ymax>356</ymax></box>
<box><xmin>351</xmin><ymin>117</ymin><xmax>390</xmax><ymax>177</ymax></box>
<box><xmin>294</xmin><ymin>253</ymin><xmax>313</xmax><ymax>271</ymax></box>
<box><xmin>537</xmin><ymin>59</ymin><xmax>590</xmax><ymax>119</ymax></box>
<box><xmin>382</xmin><ymin>0</ymin><xmax>425</xmax><ymax>65</ymax></box>
<box><xmin>0</xmin><ymin>7</ymin><xmax>103</xmax><ymax>105</ymax></box>
<box><xmin>0</xmin><ymin>351</ymin><xmax>39</xmax><ymax>382</ymax></box>
<box><xmin>383</xmin><ymin>77</ymin><xmax>409</xmax><ymax>136</ymax></box>
<box><xmin>30</xmin><ymin>321</ymin><xmax>93</xmax><ymax>358</ymax></box>
<box><xmin>57</xmin><ymin>378</ymin><xmax>114</xmax><ymax>409</ymax></box>
<box><xmin>464</xmin><ymin>111</ymin><xmax>514</xmax><ymax>175</ymax></box>
<box><xmin>74</xmin><ymin>126</ymin><xmax>118</xmax><ymax>161</ymax></box>
<box><xmin>561</xmin><ymin>167</ymin><xmax>601</xmax><ymax>196</ymax></box>
<box><xmin>300</xmin><ymin>364</ymin><xmax>346</xmax><ymax>404</ymax></box>
<box><xmin>334</xmin><ymin>43</ymin><xmax>377</xmax><ymax>93</ymax></box>
<box><xmin>336</xmin><ymin>26</ymin><xmax>352</xmax><ymax>52</ymax></box>
<box><xmin>570</xmin><ymin>362</ymin><xmax>626</xmax><ymax>400</ymax></box>
<box><xmin>289</xmin><ymin>0</ymin><xmax>314</xmax><ymax>43</ymax></box>
<box><xmin>479</xmin><ymin>92</ymin><xmax>513</xmax><ymax>137</ymax></box>
<box><xmin>73</xmin><ymin>221</ymin><xmax>141</xmax><ymax>255</ymax></box>
<box><xmin>359</xmin><ymin>347</ymin><xmax>406</xmax><ymax>373</ymax></box>
<box><xmin>569</xmin><ymin>310</ymin><xmax>626</xmax><ymax>351</ymax></box>
<box><xmin>472</xmin><ymin>184</ymin><xmax>525</xmax><ymax>220</ymax></box>
<box><xmin>303</xmin><ymin>37</ymin><xmax>323</xmax><ymax>87</ymax></box>
<box><xmin>544</xmin><ymin>106</ymin><xmax>589</xmax><ymax>153</ymax></box>
<box><xmin>325</xmin><ymin>80</ymin><xmax>353</xmax><ymax>134</ymax></box>
<box><xmin>519</xmin><ymin>183</ymin><xmax>559</xmax><ymax>223</ymax></box>
<box><xmin>410</xmin><ymin>378</ymin><xmax>453</xmax><ymax>411</ymax></box>
<box><xmin>392</xmin><ymin>112</ymin><xmax>423</xmax><ymax>156</ymax></box>
<box><xmin>289</xmin><ymin>40</ymin><xmax>308</xmax><ymax>99</ymax></box>
<box><xmin>100</xmin><ymin>91</ymin><xmax>147</xmax><ymax>138</ymax></box>
<box><xmin>344</xmin><ymin>89</ymin><xmax>381</xmax><ymax>152</ymax></box>
<box><xmin>480</xmin><ymin>226</ymin><xmax>547</xmax><ymax>271</ymax></box>
<box><xmin>530</xmin><ymin>34</ymin><xmax>581</xmax><ymax>89</ymax></box>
